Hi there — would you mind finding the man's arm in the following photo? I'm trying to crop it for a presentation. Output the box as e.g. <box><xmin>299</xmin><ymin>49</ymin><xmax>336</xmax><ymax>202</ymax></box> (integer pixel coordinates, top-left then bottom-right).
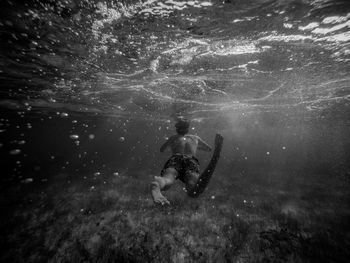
<box><xmin>160</xmin><ymin>136</ymin><xmax>173</xmax><ymax>152</ymax></box>
<box><xmin>197</xmin><ymin>136</ymin><xmax>212</xmax><ymax>152</ymax></box>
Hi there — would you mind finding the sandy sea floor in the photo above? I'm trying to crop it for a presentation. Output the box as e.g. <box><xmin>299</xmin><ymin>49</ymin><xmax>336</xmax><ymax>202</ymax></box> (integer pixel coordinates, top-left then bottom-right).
<box><xmin>2</xmin><ymin>169</ymin><xmax>349</xmax><ymax>263</ymax></box>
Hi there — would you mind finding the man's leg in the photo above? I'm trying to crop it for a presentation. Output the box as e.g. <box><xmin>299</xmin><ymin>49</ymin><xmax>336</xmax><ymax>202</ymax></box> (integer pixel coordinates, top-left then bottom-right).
<box><xmin>151</xmin><ymin>168</ymin><xmax>177</xmax><ymax>205</ymax></box>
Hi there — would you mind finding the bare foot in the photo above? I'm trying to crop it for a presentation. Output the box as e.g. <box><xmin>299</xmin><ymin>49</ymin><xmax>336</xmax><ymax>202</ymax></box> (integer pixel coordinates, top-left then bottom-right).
<box><xmin>151</xmin><ymin>182</ymin><xmax>170</xmax><ymax>206</ymax></box>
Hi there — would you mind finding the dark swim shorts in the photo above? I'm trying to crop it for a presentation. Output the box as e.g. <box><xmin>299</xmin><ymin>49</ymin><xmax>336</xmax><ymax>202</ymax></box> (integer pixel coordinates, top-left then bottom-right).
<box><xmin>161</xmin><ymin>154</ymin><xmax>200</xmax><ymax>182</ymax></box>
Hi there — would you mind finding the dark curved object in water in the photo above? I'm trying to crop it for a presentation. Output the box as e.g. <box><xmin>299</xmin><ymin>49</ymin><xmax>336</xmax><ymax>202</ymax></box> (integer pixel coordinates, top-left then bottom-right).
<box><xmin>188</xmin><ymin>134</ymin><xmax>224</xmax><ymax>198</ymax></box>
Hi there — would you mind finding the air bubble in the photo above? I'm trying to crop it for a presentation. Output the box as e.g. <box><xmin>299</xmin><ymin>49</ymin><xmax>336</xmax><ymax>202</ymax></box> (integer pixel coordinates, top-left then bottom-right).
<box><xmin>21</xmin><ymin>178</ymin><xmax>33</xmax><ymax>184</ymax></box>
<box><xmin>10</xmin><ymin>149</ymin><xmax>21</xmax><ymax>155</ymax></box>
<box><xmin>70</xmin><ymin>134</ymin><xmax>79</xmax><ymax>139</ymax></box>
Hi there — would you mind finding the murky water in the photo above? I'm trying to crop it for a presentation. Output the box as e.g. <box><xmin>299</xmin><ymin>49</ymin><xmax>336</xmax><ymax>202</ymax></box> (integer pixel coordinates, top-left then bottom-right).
<box><xmin>1</xmin><ymin>0</ymin><xmax>349</xmax><ymax>262</ymax></box>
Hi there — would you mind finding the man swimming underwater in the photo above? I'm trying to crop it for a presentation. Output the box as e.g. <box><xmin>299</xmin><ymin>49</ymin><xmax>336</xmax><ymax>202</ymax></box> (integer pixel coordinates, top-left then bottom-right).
<box><xmin>151</xmin><ymin>118</ymin><xmax>223</xmax><ymax>205</ymax></box>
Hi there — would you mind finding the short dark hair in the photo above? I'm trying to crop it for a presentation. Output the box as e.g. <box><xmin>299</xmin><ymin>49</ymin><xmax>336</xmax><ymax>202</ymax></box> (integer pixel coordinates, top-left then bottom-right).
<box><xmin>175</xmin><ymin>118</ymin><xmax>190</xmax><ymax>135</ymax></box>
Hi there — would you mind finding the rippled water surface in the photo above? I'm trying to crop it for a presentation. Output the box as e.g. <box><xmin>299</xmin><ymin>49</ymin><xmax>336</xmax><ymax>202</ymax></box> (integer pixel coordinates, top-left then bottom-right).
<box><xmin>0</xmin><ymin>0</ymin><xmax>350</xmax><ymax>262</ymax></box>
<box><xmin>1</xmin><ymin>0</ymin><xmax>349</xmax><ymax>117</ymax></box>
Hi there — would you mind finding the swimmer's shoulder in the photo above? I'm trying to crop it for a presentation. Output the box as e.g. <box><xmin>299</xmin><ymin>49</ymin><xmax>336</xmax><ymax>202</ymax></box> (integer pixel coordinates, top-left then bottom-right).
<box><xmin>168</xmin><ymin>134</ymin><xmax>180</xmax><ymax>143</ymax></box>
<box><xmin>185</xmin><ymin>134</ymin><xmax>199</xmax><ymax>141</ymax></box>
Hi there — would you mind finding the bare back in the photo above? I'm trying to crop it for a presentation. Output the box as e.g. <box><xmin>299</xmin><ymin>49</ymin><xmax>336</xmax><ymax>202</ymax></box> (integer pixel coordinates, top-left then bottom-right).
<box><xmin>160</xmin><ymin>134</ymin><xmax>212</xmax><ymax>156</ymax></box>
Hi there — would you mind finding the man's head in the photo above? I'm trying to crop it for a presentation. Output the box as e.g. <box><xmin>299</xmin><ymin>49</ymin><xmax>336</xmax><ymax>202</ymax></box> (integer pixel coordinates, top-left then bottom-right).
<box><xmin>175</xmin><ymin>118</ymin><xmax>190</xmax><ymax>135</ymax></box>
